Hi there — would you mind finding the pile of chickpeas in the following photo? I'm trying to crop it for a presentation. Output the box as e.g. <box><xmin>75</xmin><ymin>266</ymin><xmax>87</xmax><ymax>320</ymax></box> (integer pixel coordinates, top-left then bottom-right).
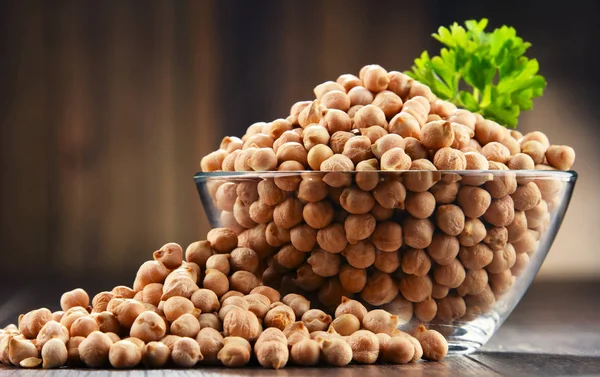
<box><xmin>0</xmin><ymin>242</ymin><xmax>447</xmax><ymax>369</ymax></box>
<box><xmin>199</xmin><ymin>64</ymin><xmax>576</xmax><ymax>328</ymax></box>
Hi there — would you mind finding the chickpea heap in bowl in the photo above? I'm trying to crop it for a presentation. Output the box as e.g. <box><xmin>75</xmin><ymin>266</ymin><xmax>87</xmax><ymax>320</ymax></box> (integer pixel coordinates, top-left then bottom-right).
<box><xmin>196</xmin><ymin>64</ymin><xmax>577</xmax><ymax>354</ymax></box>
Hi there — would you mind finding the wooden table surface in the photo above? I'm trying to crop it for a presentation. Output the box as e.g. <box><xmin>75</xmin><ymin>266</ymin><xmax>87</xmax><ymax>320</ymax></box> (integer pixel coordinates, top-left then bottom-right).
<box><xmin>1</xmin><ymin>280</ymin><xmax>599</xmax><ymax>376</ymax></box>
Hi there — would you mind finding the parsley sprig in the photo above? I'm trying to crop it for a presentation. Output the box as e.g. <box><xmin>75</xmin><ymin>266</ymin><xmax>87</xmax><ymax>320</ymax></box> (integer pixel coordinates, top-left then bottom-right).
<box><xmin>406</xmin><ymin>19</ymin><xmax>546</xmax><ymax>128</ymax></box>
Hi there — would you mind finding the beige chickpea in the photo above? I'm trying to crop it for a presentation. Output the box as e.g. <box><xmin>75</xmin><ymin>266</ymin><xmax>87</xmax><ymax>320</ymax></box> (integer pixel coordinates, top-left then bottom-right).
<box><xmin>374</xmin><ymin>249</ymin><xmax>401</xmax><ymax>274</ymax></box>
<box><xmin>360</xmin><ymin>125</ymin><xmax>388</xmax><ymax>144</ymax></box>
<box><xmin>512</xmin><ymin>182</ymin><xmax>542</xmax><ymax>211</ymax></box>
<box><xmin>414</xmin><ymin>325</ymin><xmax>448</xmax><ymax>361</ymax></box>
<box><xmin>371</xmin><ymin>90</ymin><xmax>402</xmax><ymax>118</ymax></box>
<box><xmin>290</xmin><ymin>338</ymin><xmax>320</xmax><ymax>366</ymax></box>
<box><xmin>221</xmin><ymin>150</ymin><xmax>241</xmax><ymax>171</ymax></box>
<box><xmin>250</xmin><ymin>286</ymin><xmax>280</xmax><ymax>304</ymax></box>
<box><xmin>372</xmin><ymin>179</ymin><xmax>407</xmax><ymax>209</ymax></box>
<box><xmin>483</xmin><ymin>227</ymin><xmax>508</xmax><ymax>251</ymax></box>
<box><xmin>402</xmin><ymin>217</ymin><xmax>435</xmax><ymax>249</ymax></box>
<box><xmin>61</xmin><ymin>289</ymin><xmax>90</xmax><ymax>312</ymax></box>
<box><xmin>489</xmin><ymin>269</ymin><xmax>514</xmax><ymax>297</ymax></box>
<box><xmin>464</xmin><ymin>285</ymin><xmax>496</xmax><ymax>314</ymax></box>
<box><xmin>363</xmin><ymin>65</ymin><xmax>389</xmax><ymax>92</ymax></box>
<box><xmin>264</xmin><ymin>305</ymin><xmax>296</xmax><ymax>331</ymax></box>
<box><xmin>171</xmin><ymin>337</ymin><xmax>202</xmax><ymax>367</ymax></box>
<box><xmin>304</xmin><ymin>145</ymin><xmax>333</xmax><ymax>172</ymax></box>
<box><xmin>282</xmin><ymin>294</ymin><xmax>311</xmax><ymax>318</ymax></box>
<box><xmin>302</xmin><ymin>125</ymin><xmax>330</xmax><ymax>151</ymax></box>
<box><xmin>508</xmin><ymin>152</ymin><xmax>536</xmax><ymax>172</ymax></box>
<box><xmin>420</xmin><ymin>120</ymin><xmax>455</xmax><ymax>150</ymax></box>
<box><xmin>273</xmin><ymin>244</ymin><xmax>305</xmax><ymax>270</ymax></box>
<box><xmin>402</xmin><ymin>98</ymin><xmax>428</xmax><ymax>126</ymax></box>
<box><xmin>342</xmin><ymin>135</ymin><xmax>373</xmax><ymax>165</ymax></box>
<box><xmin>273</xmin><ymin>130</ymin><xmax>302</xmax><ymax>153</ymax></box>
<box><xmin>526</xmin><ymin>199</ymin><xmax>548</xmax><ymax>229</ymax></box>
<box><xmin>207</xmin><ymin>227</ymin><xmax>238</xmax><ymax>253</ymax></box>
<box><xmin>244</xmin><ymin>122</ymin><xmax>267</xmax><ymax>140</ymax></box>
<box><xmin>258</xmin><ymin>180</ymin><xmax>288</xmax><ymax>207</ymax></box>
<box><xmin>459</xmin><ymin>218</ymin><xmax>487</xmax><ymax>247</ymax></box>
<box><xmin>321</xmin><ymin>90</ymin><xmax>351</xmax><ymax>111</ymax></box>
<box><xmin>403</xmin><ymin>137</ymin><xmax>427</xmax><ymax>161</ymax></box>
<box><xmin>170</xmin><ymin>313</ymin><xmax>201</xmax><ymax>338</ymax></box>
<box><xmin>19</xmin><ymin>308</ymin><xmax>52</xmax><ymax>339</ymax></box>
<box><xmin>272</xmin><ymin>198</ymin><xmax>304</xmax><ymax>230</ymax></box>
<box><xmin>247</xmin><ymin>147</ymin><xmax>277</xmax><ymax>171</ymax></box>
<box><xmin>405</xmin><ymin>191</ymin><xmax>436</xmax><ymax>219</ymax></box>
<box><xmin>436</xmin><ymin>295</ymin><xmax>467</xmax><ymax>322</ymax></box>
<box><xmin>69</xmin><ymin>316</ymin><xmax>99</xmax><ymax>338</ymax></box>
<box><xmin>227</xmin><ymin>247</ymin><xmax>258</xmax><ymax>273</ymax></box>
<box><xmin>265</xmin><ymin>222</ymin><xmax>291</xmax><ymax>247</ymax></box>
<box><xmin>434</xmin><ymin>259</ymin><xmax>466</xmax><ymax>288</ymax></box>
<box><xmin>338</xmin><ymin>264</ymin><xmax>367</xmax><ymax>293</ymax></box>
<box><xmin>459</xmin><ymin>243</ymin><xmax>494</xmax><ymax>270</ymax></box>
<box><xmin>353</xmin><ymin>158</ymin><xmax>379</xmax><ymax>192</ymax></box>
<box><xmin>203</xmin><ymin>269</ymin><xmax>230</xmax><ymax>297</ymax></box>
<box><xmin>308</xmin><ymin>249</ymin><xmax>341</xmax><ymax>277</ymax></box>
<box><xmin>354</xmin><ymin>104</ymin><xmax>387</xmax><ymax>129</ymax></box>
<box><xmin>521</xmin><ymin>140</ymin><xmax>546</xmax><ymax>164</ymax></box>
<box><xmin>520</xmin><ymin>131</ymin><xmax>550</xmax><ymax>148</ymax></box>
<box><xmin>35</xmin><ymin>320</ymin><xmax>69</xmax><ymax>352</ymax></box>
<box><xmin>163</xmin><ymin>297</ymin><xmax>195</xmax><ymax>322</ymax></box>
<box><xmin>234</xmin><ymin>147</ymin><xmax>257</xmax><ymax>171</ymax></box>
<box><xmin>432</xmin><ymin>283</ymin><xmax>450</xmax><ymax>300</ymax></box>
<box><xmin>298</xmin><ymin>175</ymin><xmax>328</xmax><ymax>203</ymax></box>
<box><xmin>298</xmin><ymin>100</ymin><xmax>325</xmax><ymax>128</ymax></box>
<box><xmin>361</xmin><ymin>309</ymin><xmax>399</xmax><ymax>335</ymax></box>
<box><xmin>401</xmin><ymin>248</ymin><xmax>432</xmax><ymax>277</ymax></box>
<box><xmin>500</xmin><ymin>135</ymin><xmax>521</xmax><ymax>155</ymax></box>
<box><xmin>223</xmin><ymin>309</ymin><xmax>261</xmax><ymax>341</ymax></box>
<box><xmin>344</xmin><ymin>214</ymin><xmax>376</xmax><ymax>244</ymax></box>
<box><xmin>386</xmin><ymin>71</ymin><xmax>412</xmax><ymax>99</ymax></box>
<box><xmin>457</xmin><ymin>186</ymin><xmax>492</xmax><ymax>218</ymax></box>
<box><xmin>474</xmin><ymin>119</ymin><xmax>508</xmax><ymax>145</ymax></box>
<box><xmin>399</xmin><ymin>274</ymin><xmax>433</xmax><ymax>303</ymax></box>
<box><xmin>339</xmin><ymin>186</ymin><xmax>375</xmax><ymax>215</ymax></box>
<box><xmin>389</xmin><ymin>111</ymin><xmax>420</xmax><ymax>139</ymax></box>
<box><xmin>448</xmin><ymin>109</ymin><xmax>476</xmax><ymax>130</ymax></box>
<box><xmin>142</xmin><ymin>341</ymin><xmax>171</xmax><ymax>368</ymax></box>
<box><xmin>198</xmin><ymin>313</ymin><xmax>222</xmax><ymax>331</ymax></box>
<box><xmin>111</xmin><ymin>300</ymin><xmax>145</xmax><ymax>329</ymax></box>
<box><xmin>321</xmin><ymin>108</ymin><xmax>352</xmax><ymax>134</ymax></box>
<box><xmin>200</xmin><ymin>149</ymin><xmax>227</xmax><ymax>172</ymax></box>
<box><xmin>545</xmin><ymin>145</ymin><xmax>576</xmax><ymax>170</ymax></box>
<box><xmin>233</xmin><ymin>197</ymin><xmax>256</xmax><ymax>228</ymax></box>
<box><xmin>457</xmin><ymin>269</ymin><xmax>488</xmax><ymax>296</ymax></box>
<box><xmin>268</xmin><ymin>118</ymin><xmax>293</xmax><ymax>140</ymax></box>
<box><xmin>152</xmin><ymin>243</ymin><xmax>183</xmax><ymax>270</ymax></box>
<box><xmin>191</xmin><ymin>289</ymin><xmax>220</xmax><ymax>313</ymax></box>
<box><xmin>217</xmin><ymin>340</ymin><xmax>251</xmax><ymax>368</ymax></box>
<box><xmin>484</xmin><ymin>162</ymin><xmax>517</xmax><ymax>198</ymax></box>
<box><xmin>221</xmin><ymin>136</ymin><xmax>244</xmax><ymax>152</ymax></box>
<box><xmin>301</xmin><ymin>309</ymin><xmax>332</xmax><ymax>333</ymax></box>
<box><xmin>427</xmin><ymin>233</ymin><xmax>460</xmax><ymax>265</ymax></box>
<box><xmin>360</xmin><ymin>271</ymin><xmax>398</xmax><ymax>306</ymax></box>
<box><xmin>243</xmin><ymin>294</ymin><xmax>271</xmax><ymax>319</ymax></box>
<box><xmin>484</xmin><ymin>195</ymin><xmax>516</xmax><ymax>227</ymax></box>
<box><xmin>337</xmin><ymin>74</ymin><xmax>362</xmax><ymax>91</ymax></box>
<box><xmin>92</xmin><ymin>292</ymin><xmax>114</xmax><ymax>313</ymax></box>
<box><xmin>429</xmin><ymin>181</ymin><xmax>459</xmax><ymax>204</ymax></box>
<box><xmin>462</xmin><ymin>152</ymin><xmax>492</xmax><ymax>186</ymax></box>
<box><xmin>378</xmin><ymin>296</ymin><xmax>412</xmax><ymax>326</ymax></box>
<box><xmin>185</xmin><ymin>240</ymin><xmax>214</xmax><ymax>268</ymax></box>
<box><xmin>346</xmin><ymin>330</ymin><xmax>380</xmax><ymax>364</ymax></box>
<box><xmin>486</xmin><ymin>243</ymin><xmax>517</xmax><ymax>274</ymax></box>
<box><xmin>276</xmin><ymin>141</ymin><xmax>308</xmax><ymax>167</ymax></box>
<box><xmin>507</xmin><ymin>210</ymin><xmax>528</xmax><ymax>243</ymax></box>
<box><xmin>381</xmin><ymin>147</ymin><xmax>411</xmax><ymax>171</ymax></box>
<box><xmin>414</xmin><ymin>297</ymin><xmax>438</xmax><ymax>323</ymax></box>
<box><xmin>318</xmin><ymin>277</ymin><xmax>351</xmax><ymax>308</ymax></box>
<box><xmin>333</xmin><ymin>297</ymin><xmax>367</xmax><ymax>322</ymax></box>
<box><xmin>329</xmin><ymin>131</ymin><xmax>355</xmax><ymax>154</ymax></box>
<box><xmin>108</xmin><ymin>340</ymin><xmax>142</xmax><ymax>369</ymax></box>
<box><xmin>371</xmin><ymin>221</ymin><xmax>403</xmax><ymax>252</ymax></box>
<box><xmin>314</xmin><ymin>81</ymin><xmax>346</xmax><ymax>99</ymax></box>
<box><xmin>382</xmin><ymin>336</ymin><xmax>416</xmax><ymax>364</ymax></box>
<box><xmin>243</xmin><ymin>133</ymin><xmax>273</xmax><ymax>149</ymax></box>
<box><xmin>303</xmin><ymin>201</ymin><xmax>334</xmax><ymax>229</ymax></box>
<box><xmin>433</xmin><ymin>147</ymin><xmax>467</xmax><ymax>170</ymax></box>
<box><xmin>481</xmin><ymin>142</ymin><xmax>511</xmax><ymax>163</ymax></box>
<box><xmin>78</xmin><ymin>331</ymin><xmax>113</xmax><ymax>368</ymax></box>
<box><xmin>511</xmin><ymin>252</ymin><xmax>530</xmax><ymax>276</ymax></box>
<box><xmin>229</xmin><ymin>271</ymin><xmax>259</xmax><ymax>294</ymax></box>
<box><xmin>286</xmin><ymin>224</ymin><xmax>316</xmax><ymax>252</ymax></box>
<box><xmin>404</xmin><ymin>160</ymin><xmax>441</xmax><ymax>193</ymax></box>
<box><xmin>206</xmin><ymin>254</ymin><xmax>231</xmax><ymax>275</ymax></box>
<box><xmin>320</xmin><ymin>337</ymin><xmax>353</xmax><ymax>367</ymax></box>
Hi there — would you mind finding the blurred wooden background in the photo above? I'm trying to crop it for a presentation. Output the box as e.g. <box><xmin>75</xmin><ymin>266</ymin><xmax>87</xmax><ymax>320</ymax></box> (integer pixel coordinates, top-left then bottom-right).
<box><xmin>0</xmin><ymin>0</ymin><xmax>598</xmax><ymax>290</ymax></box>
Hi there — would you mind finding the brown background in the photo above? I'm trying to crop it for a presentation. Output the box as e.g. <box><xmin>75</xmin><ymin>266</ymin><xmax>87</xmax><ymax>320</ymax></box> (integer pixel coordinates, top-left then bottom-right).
<box><xmin>0</xmin><ymin>0</ymin><xmax>598</xmax><ymax>302</ymax></box>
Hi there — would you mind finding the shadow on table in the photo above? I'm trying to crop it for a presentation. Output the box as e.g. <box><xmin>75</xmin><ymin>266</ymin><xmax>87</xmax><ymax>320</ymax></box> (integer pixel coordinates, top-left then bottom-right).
<box><xmin>470</xmin><ymin>352</ymin><xmax>600</xmax><ymax>377</ymax></box>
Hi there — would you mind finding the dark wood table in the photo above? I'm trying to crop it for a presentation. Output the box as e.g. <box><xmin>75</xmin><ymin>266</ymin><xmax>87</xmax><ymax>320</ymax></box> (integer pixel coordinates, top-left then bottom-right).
<box><xmin>1</xmin><ymin>280</ymin><xmax>599</xmax><ymax>376</ymax></box>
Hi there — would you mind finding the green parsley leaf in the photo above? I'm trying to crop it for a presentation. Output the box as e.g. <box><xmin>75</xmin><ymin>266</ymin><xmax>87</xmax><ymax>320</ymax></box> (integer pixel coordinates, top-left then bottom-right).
<box><xmin>406</xmin><ymin>19</ymin><xmax>546</xmax><ymax>128</ymax></box>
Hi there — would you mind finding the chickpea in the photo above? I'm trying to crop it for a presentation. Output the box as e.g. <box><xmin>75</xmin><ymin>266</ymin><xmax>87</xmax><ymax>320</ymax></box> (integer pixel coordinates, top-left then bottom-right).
<box><xmin>107</xmin><ymin>339</ymin><xmax>142</xmax><ymax>369</ymax></box>
<box><xmin>337</xmin><ymin>187</ymin><xmax>375</xmax><ymax>215</ymax></box>
<box><xmin>234</xmin><ymin>147</ymin><xmax>258</xmax><ymax>171</ymax></box>
<box><xmin>35</xmin><ymin>321</ymin><xmax>69</xmax><ymax>352</ymax></box>
<box><xmin>475</xmin><ymin>119</ymin><xmax>508</xmax><ymax>145</ymax></box>
<box><xmin>459</xmin><ymin>218</ymin><xmax>487</xmax><ymax>247</ymax></box>
<box><xmin>228</xmin><ymin>271</ymin><xmax>259</xmax><ymax>294</ymax></box>
<box><xmin>372</xmin><ymin>179</ymin><xmax>407</xmax><ymax>210</ymax></box>
<box><xmin>320</xmin><ymin>110</ymin><xmax>351</xmax><ymax>136</ymax></box>
<box><xmin>222</xmin><ymin>309</ymin><xmax>261</xmax><ymax>342</ymax></box>
<box><xmin>433</xmin><ymin>147</ymin><xmax>467</xmax><ymax>170</ymax></box>
<box><xmin>526</xmin><ymin>200</ymin><xmax>548</xmax><ymax>229</ymax></box>
<box><xmin>273</xmin><ymin>130</ymin><xmax>302</xmax><ymax>153</ymax></box>
<box><xmin>370</xmin><ymin>202</ymin><xmax>394</xmax><ymax>222</ymax></box>
<box><xmin>198</xmin><ymin>313</ymin><xmax>222</xmax><ymax>331</ymax></box>
<box><xmin>338</xmin><ymin>264</ymin><xmax>367</xmax><ymax>293</ymax></box>
<box><xmin>405</xmin><ymin>191</ymin><xmax>436</xmax><ymax>219</ymax></box>
<box><xmin>385</xmin><ymin>71</ymin><xmax>412</xmax><ymax>99</ymax></box>
<box><xmin>448</xmin><ymin>109</ymin><xmax>476</xmax><ymax>130</ymax></box>
<box><xmin>286</xmin><ymin>338</ymin><xmax>319</xmax><ymax>366</ymax></box>
<box><xmin>69</xmin><ymin>316</ymin><xmax>98</xmax><ymax>338</ymax></box>
<box><xmin>281</xmin><ymin>294</ymin><xmax>311</xmax><ymax>318</ymax></box>
<box><xmin>298</xmin><ymin>99</ymin><xmax>325</xmax><ymax>128</ymax></box>
<box><xmin>370</xmin><ymin>91</ymin><xmax>402</xmax><ymax>118</ymax></box>
<box><xmin>264</xmin><ymin>305</ymin><xmax>296</xmax><ymax>331</ymax></box>
<box><xmin>512</xmin><ymin>182</ymin><xmax>542</xmax><ymax>211</ymax></box>
<box><xmin>318</xmin><ymin>277</ymin><xmax>350</xmax><ymax>307</ymax></box>
<box><xmin>459</xmin><ymin>243</ymin><xmax>494</xmax><ymax>270</ymax></box>
<box><xmin>217</xmin><ymin>340</ymin><xmax>251</xmax><ymax>367</ymax></box>
<box><xmin>340</xmin><ymin>135</ymin><xmax>372</xmax><ymax>165</ymax></box>
<box><xmin>268</xmin><ymin>118</ymin><xmax>293</xmax><ymax>140</ymax></box>
<box><xmin>464</xmin><ymin>285</ymin><xmax>496</xmax><ymax>313</ymax></box>
<box><xmin>354</xmin><ymin>105</ymin><xmax>387</xmax><ymax>130</ymax></box>
<box><xmin>432</xmin><ymin>283</ymin><xmax>450</xmax><ymax>300</ymax></box>
<box><xmin>374</xmin><ymin>249</ymin><xmax>401</xmax><ymax>273</ymax></box>
<box><xmin>171</xmin><ymin>337</ymin><xmax>202</xmax><ymax>367</ymax></box>
<box><xmin>436</xmin><ymin>294</ymin><xmax>467</xmax><ymax>323</ymax></box>
<box><xmin>429</xmin><ymin>181</ymin><xmax>459</xmax><ymax>204</ymax></box>
<box><xmin>302</xmin><ymin>201</ymin><xmax>334</xmax><ymax>229</ymax></box>
<box><xmin>545</xmin><ymin>145</ymin><xmax>576</xmax><ymax>170</ymax></box>
<box><xmin>414</xmin><ymin>297</ymin><xmax>438</xmax><ymax>323</ymax></box>
<box><xmin>344</xmin><ymin>330</ymin><xmax>379</xmax><ymax>364</ymax></box>
<box><xmin>521</xmin><ymin>140</ymin><xmax>546</xmax><ymax>164</ymax></box>
<box><xmin>342</xmin><ymin>239</ymin><xmax>376</xmax><ymax>269</ymax></box>
<box><xmin>401</xmin><ymin>248</ymin><xmax>431</xmax><ymax>277</ymax></box>
<box><xmin>190</xmin><ymin>289</ymin><xmax>219</xmax><ymax>314</ymax></box>
<box><xmin>60</xmin><ymin>289</ymin><xmax>90</xmax><ymax>312</ymax></box>
<box><xmin>463</xmin><ymin>152</ymin><xmax>491</xmax><ymax>186</ymax></box>
<box><xmin>329</xmin><ymin>131</ymin><xmax>355</xmax><ymax>154</ymax></box>
<box><xmin>401</xmin><ymin>99</ymin><xmax>428</xmax><ymax>126</ymax></box>
<box><xmin>170</xmin><ymin>313</ymin><xmax>201</xmax><ymax>339</ymax></box>
<box><xmin>39</xmin><ymin>338</ymin><xmax>68</xmax><ymax>369</ymax></box>
<box><xmin>78</xmin><ymin>331</ymin><xmax>113</xmax><ymax>367</ymax></box>
<box><xmin>19</xmin><ymin>308</ymin><xmax>52</xmax><ymax>339</ymax></box>
<box><xmin>382</xmin><ymin>336</ymin><xmax>415</xmax><ymax>364</ymax></box>
<box><xmin>481</xmin><ymin>141</ymin><xmax>510</xmax><ymax>163</ymax></box>
<box><xmin>283</xmin><ymin>322</ymin><xmax>310</xmax><ymax>348</ymax></box>
<box><xmin>341</xmin><ymin>213</ymin><xmax>375</xmax><ymax>244</ymax></box>
<box><xmin>308</xmin><ymin>249</ymin><xmax>341</xmax><ymax>277</ymax></box>
<box><xmin>350</xmin><ymin>160</ymin><xmax>378</xmax><ymax>193</ymax></box>
<box><xmin>142</xmin><ymin>341</ymin><xmax>170</xmax><ymax>368</ymax></box>
<box><xmin>427</xmin><ymin>233</ymin><xmax>460</xmax><ymax>265</ymax></box>
<box><xmin>505</xmin><ymin>210</ymin><xmax>527</xmax><ymax>243</ymax></box>
<box><xmin>434</xmin><ymin>259</ymin><xmax>466</xmax><ymax>288</ymax></box>
<box><xmin>185</xmin><ymin>240</ymin><xmax>214</xmax><ymax>268</ymax></box>
<box><xmin>206</xmin><ymin>254</ymin><xmax>231</xmax><ymax>275</ymax></box>
<box><xmin>413</xmin><ymin>325</ymin><xmax>448</xmax><ymax>361</ymax></box>
<box><xmin>388</xmin><ymin>112</ymin><xmax>419</xmax><ymax>139</ymax></box>
<box><xmin>511</xmin><ymin>252</ymin><xmax>530</xmax><ymax>276</ymax></box>
<box><xmin>402</xmin><ymin>217</ymin><xmax>435</xmax><ymax>249</ymax></box>
<box><xmin>203</xmin><ymin>269</ymin><xmax>230</xmax><ymax>297</ymax></box>
<box><xmin>205</xmin><ymin>227</ymin><xmax>237</xmax><ymax>254</ymax></box>
<box><xmin>482</xmin><ymin>227</ymin><xmax>507</xmax><ymax>251</ymax></box>
<box><xmin>399</xmin><ymin>274</ymin><xmax>433</xmax><ymax>303</ymax></box>
<box><xmin>402</xmin><ymin>137</ymin><xmax>427</xmax><ymax>161</ymax></box>
<box><xmin>111</xmin><ymin>285</ymin><xmax>135</xmax><ymax>299</ymax></box>
<box><xmin>275</xmin><ymin>142</ymin><xmax>308</xmax><ymax>168</ymax></box>
<box><xmin>91</xmin><ymin>292</ymin><xmax>114</xmax><ymax>313</ymax></box>
<box><xmin>360</xmin><ymin>271</ymin><xmax>398</xmax><ymax>306</ymax></box>
<box><xmin>319</xmin><ymin>337</ymin><xmax>352</xmax><ymax>367</ymax></box>
<box><xmin>314</xmin><ymin>81</ymin><xmax>346</xmax><ymax>99</ymax></box>
<box><xmin>272</xmin><ymin>198</ymin><xmax>304</xmax><ymax>230</ymax></box>
<box><xmin>360</xmin><ymin>309</ymin><xmax>397</xmax><ymax>335</ymax></box>
<box><xmin>379</xmin><ymin>147</ymin><xmax>411</xmax><ymax>171</ymax></box>
<box><xmin>265</xmin><ymin>222</ymin><xmax>291</xmax><ymax>247</ymax></box>
<box><xmin>420</xmin><ymin>120</ymin><xmax>455</xmax><ymax>150</ymax></box>
<box><xmin>486</xmin><ymin>243</ymin><xmax>517</xmax><ymax>274</ymax></box>
<box><xmin>508</xmin><ymin>152</ymin><xmax>535</xmax><ymax>171</ymax></box>
<box><xmin>233</xmin><ymin>197</ymin><xmax>256</xmax><ymax>228</ymax></box>
<box><xmin>489</xmin><ymin>269</ymin><xmax>514</xmax><ymax>297</ymax></box>
<box><xmin>457</xmin><ymin>186</ymin><xmax>491</xmax><ymax>218</ymax></box>
<box><xmin>293</xmin><ymin>263</ymin><xmax>326</xmax><ymax>292</ymax></box>
<box><xmin>484</xmin><ymin>195</ymin><xmax>516</xmax><ymax>227</ymax></box>
<box><xmin>362</xmin><ymin>65</ymin><xmax>389</xmax><ymax>92</ymax></box>
<box><xmin>520</xmin><ymin>130</ymin><xmax>550</xmax><ymax>148</ymax></box>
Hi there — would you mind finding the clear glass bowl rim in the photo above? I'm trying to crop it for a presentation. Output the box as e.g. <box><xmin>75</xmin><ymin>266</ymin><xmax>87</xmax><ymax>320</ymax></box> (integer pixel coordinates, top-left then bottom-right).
<box><xmin>194</xmin><ymin>170</ymin><xmax>578</xmax><ymax>182</ymax></box>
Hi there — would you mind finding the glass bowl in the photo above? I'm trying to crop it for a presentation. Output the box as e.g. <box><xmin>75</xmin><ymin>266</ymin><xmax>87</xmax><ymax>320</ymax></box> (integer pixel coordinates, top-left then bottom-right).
<box><xmin>194</xmin><ymin>169</ymin><xmax>577</xmax><ymax>354</ymax></box>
